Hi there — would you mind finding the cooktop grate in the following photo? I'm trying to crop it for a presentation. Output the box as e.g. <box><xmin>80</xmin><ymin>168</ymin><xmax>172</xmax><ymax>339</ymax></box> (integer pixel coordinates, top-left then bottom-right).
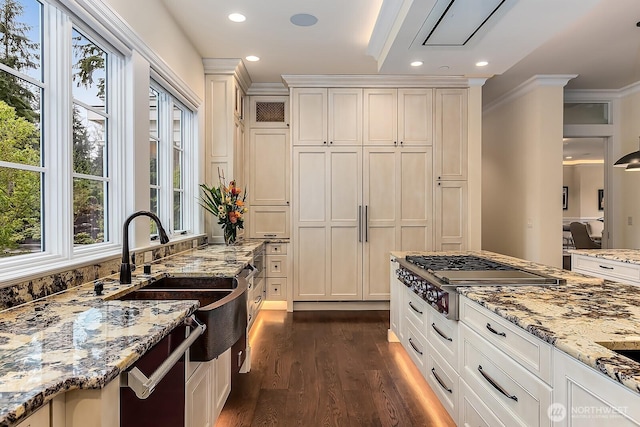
<box><xmin>405</xmin><ymin>255</ymin><xmax>516</xmax><ymax>271</ymax></box>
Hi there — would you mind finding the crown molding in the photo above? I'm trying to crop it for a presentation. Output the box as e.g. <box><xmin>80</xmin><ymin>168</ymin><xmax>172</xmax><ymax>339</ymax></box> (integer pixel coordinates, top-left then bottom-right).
<box><xmin>484</xmin><ymin>74</ymin><xmax>578</xmax><ymax>114</ymax></box>
<box><xmin>281</xmin><ymin>74</ymin><xmax>472</xmax><ymax>88</ymax></box>
<box><xmin>247</xmin><ymin>82</ymin><xmax>289</xmax><ymax>96</ymax></box>
<box><xmin>202</xmin><ymin>58</ymin><xmax>252</xmax><ymax>93</ymax></box>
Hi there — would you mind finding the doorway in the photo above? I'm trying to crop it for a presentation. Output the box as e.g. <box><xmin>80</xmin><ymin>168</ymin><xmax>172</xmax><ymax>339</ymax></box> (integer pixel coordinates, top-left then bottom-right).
<box><xmin>562</xmin><ymin>137</ymin><xmax>606</xmax><ymax>268</ymax></box>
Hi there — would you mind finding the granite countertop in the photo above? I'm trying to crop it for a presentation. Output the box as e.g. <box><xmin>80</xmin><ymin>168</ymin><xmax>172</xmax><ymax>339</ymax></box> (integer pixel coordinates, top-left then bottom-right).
<box><xmin>569</xmin><ymin>248</ymin><xmax>640</xmax><ymax>264</ymax></box>
<box><xmin>392</xmin><ymin>250</ymin><xmax>640</xmax><ymax>396</ymax></box>
<box><xmin>0</xmin><ymin>241</ymin><xmax>263</xmax><ymax>426</ymax></box>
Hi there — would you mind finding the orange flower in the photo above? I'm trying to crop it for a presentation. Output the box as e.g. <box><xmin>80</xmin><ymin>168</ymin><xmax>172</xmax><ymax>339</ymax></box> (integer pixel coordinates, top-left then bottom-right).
<box><xmin>236</xmin><ymin>200</ymin><xmax>244</xmax><ymax>207</ymax></box>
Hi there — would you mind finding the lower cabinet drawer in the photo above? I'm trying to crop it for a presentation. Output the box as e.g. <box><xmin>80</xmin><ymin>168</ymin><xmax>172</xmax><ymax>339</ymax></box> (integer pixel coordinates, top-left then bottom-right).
<box><xmin>426</xmin><ymin>344</ymin><xmax>458</xmax><ymax>424</ymax></box>
<box><xmin>461</xmin><ymin>324</ymin><xmax>552</xmax><ymax>427</ymax></box>
<box><xmin>460</xmin><ymin>297</ymin><xmax>552</xmax><ymax>383</ymax></box>
<box><xmin>405</xmin><ymin>290</ymin><xmax>428</xmax><ymax>334</ymax></box>
<box><xmin>572</xmin><ymin>254</ymin><xmax>640</xmax><ymax>285</ymax></box>
<box><xmin>427</xmin><ymin>308</ymin><xmax>458</xmax><ymax>370</ymax></box>
<box><xmin>266</xmin><ymin>277</ymin><xmax>286</xmax><ymax>300</ymax></box>
<box><xmin>459</xmin><ymin>378</ymin><xmax>505</xmax><ymax>427</ymax></box>
<box><xmin>266</xmin><ymin>254</ymin><xmax>287</xmax><ymax>277</ymax></box>
<box><xmin>404</xmin><ymin>323</ymin><xmax>427</xmax><ymax>375</ymax></box>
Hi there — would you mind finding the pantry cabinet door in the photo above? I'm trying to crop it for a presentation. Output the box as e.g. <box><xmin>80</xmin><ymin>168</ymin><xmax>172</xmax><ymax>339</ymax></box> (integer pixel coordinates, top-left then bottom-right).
<box><xmin>398</xmin><ymin>89</ymin><xmax>433</xmax><ymax>146</ymax></box>
<box><xmin>398</xmin><ymin>147</ymin><xmax>433</xmax><ymax>252</ymax></box>
<box><xmin>292</xmin><ymin>88</ymin><xmax>327</xmax><ymax>145</ymax></box>
<box><xmin>435</xmin><ymin>89</ymin><xmax>467</xmax><ymax>180</ymax></box>
<box><xmin>328</xmin><ymin>88</ymin><xmax>362</xmax><ymax>146</ymax></box>
<box><xmin>363</xmin><ymin>147</ymin><xmax>397</xmax><ymax>300</ymax></box>
<box><xmin>327</xmin><ymin>148</ymin><xmax>363</xmax><ymax>299</ymax></box>
<box><xmin>364</xmin><ymin>89</ymin><xmax>397</xmax><ymax>146</ymax></box>
<box><xmin>435</xmin><ymin>180</ymin><xmax>467</xmax><ymax>250</ymax></box>
<box><xmin>249</xmin><ymin>128</ymin><xmax>290</xmax><ymax>206</ymax></box>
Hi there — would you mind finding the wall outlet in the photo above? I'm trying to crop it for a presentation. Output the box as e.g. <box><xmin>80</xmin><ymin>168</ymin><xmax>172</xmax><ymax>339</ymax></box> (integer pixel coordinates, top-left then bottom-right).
<box><xmin>192</xmin><ymin>239</ymin><xmax>198</xmax><ymax>248</ymax></box>
<box><xmin>629</xmin><ymin>216</ymin><xmax>634</xmax><ymax>226</ymax></box>
<box><xmin>143</xmin><ymin>251</ymin><xmax>152</xmax><ymax>263</ymax></box>
<box><xmin>526</xmin><ymin>219</ymin><xmax>533</xmax><ymax>229</ymax></box>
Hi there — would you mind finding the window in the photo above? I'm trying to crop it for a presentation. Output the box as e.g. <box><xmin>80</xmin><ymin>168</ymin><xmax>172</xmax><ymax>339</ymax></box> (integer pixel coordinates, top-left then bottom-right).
<box><xmin>150</xmin><ymin>81</ymin><xmax>194</xmax><ymax>239</ymax></box>
<box><xmin>0</xmin><ymin>0</ymin><xmax>123</xmax><ymax>272</ymax></box>
<box><xmin>0</xmin><ymin>0</ymin><xmax>43</xmax><ymax>257</ymax></box>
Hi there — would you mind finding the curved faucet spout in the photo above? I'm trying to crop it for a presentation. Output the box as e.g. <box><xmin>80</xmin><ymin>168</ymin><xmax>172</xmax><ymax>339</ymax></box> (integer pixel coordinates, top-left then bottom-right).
<box><xmin>120</xmin><ymin>211</ymin><xmax>170</xmax><ymax>284</ymax></box>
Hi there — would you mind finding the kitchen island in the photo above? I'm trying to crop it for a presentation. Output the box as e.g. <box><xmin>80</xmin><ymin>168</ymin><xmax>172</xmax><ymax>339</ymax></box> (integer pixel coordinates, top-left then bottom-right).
<box><xmin>390</xmin><ymin>250</ymin><xmax>640</xmax><ymax>426</ymax></box>
<box><xmin>0</xmin><ymin>241</ymin><xmax>263</xmax><ymax>427</ymax></box>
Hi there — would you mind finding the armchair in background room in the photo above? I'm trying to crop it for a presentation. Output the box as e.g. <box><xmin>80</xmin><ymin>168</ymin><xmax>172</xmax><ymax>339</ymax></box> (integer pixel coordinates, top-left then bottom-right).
<box><xmin>569</xmin><ymin>222</ymin><xmax>601</xmax><ymax>249</ymax></box>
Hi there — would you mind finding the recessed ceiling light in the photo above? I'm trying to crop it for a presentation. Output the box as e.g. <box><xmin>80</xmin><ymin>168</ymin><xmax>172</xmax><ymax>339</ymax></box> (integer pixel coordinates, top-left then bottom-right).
<box><xmin>245</xmin><ymin>55</ymin><xmax>260</xmax><ymax>62</ymax></box>
<box><xmin>228</xmin><ymin>13</ymin><xmax>246</xmax><ymax>23</ymax></box>
<box><xmin>290</xmin><ymin>13</ymin><xmax>318</xmax><ymax>27</ymax></box>
<box><xmin>475</xmin><ymin>61</ymin><xmax>489</xmax><ymax>67</ymax></box>
<box><xmin>410</xmin><ymin>61</ymin><xmax>423</xmax><ymax>67</ymax></box>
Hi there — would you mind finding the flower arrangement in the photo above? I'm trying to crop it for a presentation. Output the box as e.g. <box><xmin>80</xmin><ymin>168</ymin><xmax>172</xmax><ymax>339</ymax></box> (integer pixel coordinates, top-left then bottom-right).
<box><xmin>199</xmin><ymin>171</ymin><xmax>247</xmax><ymax>245</ymax></box>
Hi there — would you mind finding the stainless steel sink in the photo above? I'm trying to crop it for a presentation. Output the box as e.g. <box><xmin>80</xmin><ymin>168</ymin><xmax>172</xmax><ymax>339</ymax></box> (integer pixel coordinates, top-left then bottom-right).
<box><xmin>117</xmin><ymin>275</ymin><xmax>248</xmax><ymax>361</ymax></box>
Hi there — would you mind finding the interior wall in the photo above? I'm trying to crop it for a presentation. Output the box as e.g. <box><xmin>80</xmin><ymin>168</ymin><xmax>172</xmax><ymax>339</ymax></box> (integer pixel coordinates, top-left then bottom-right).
<box><xmin>483</xmin><ymin>81</ymin><xmax>565</xmax><ymax>267</ymax></box>
<box><xmin>563</xmin><ymin>164</ymin><xmax>604</xmax><ymax>220</ymax></box>
<box><xmin>102</xmin><ymin>0</ymin><xmax>204</xmax><ymax>97</ymax></box>
<box><xmin>616</xmin><ymin>90</ymin><xmax>640</xmax><ymax>248</ymax></box>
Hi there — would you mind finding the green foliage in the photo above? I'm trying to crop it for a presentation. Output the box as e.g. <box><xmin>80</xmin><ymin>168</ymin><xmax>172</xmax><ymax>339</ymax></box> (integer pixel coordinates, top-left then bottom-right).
<box><xmin>0</xmin><ymin>0</ymin><xmax>39</xmax><ymax>122</ymax></box>
<box><xmin>0</xmin><ymin>99</ymin><xmax>40</xmax><ymax>252</ymax></box>
<box><xmin>72</xmin><ymin>34</ymin><xmax>105</xmax><ymax>99</ymax></box>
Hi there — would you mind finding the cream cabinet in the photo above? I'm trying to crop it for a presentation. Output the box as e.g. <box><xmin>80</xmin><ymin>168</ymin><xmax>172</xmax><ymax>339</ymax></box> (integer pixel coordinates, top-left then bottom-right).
<box><xmin>16</xmin><ymin>404</ymin><xmax>49</xmax><ymax>427</ymax></box>
<box><xmin>363</xmin><ymin>146</ymin><xmax>433</xmax><ymax>300</ymax></box>
<box><xmin>247</xmin><ymin>128</ymin><xmax>290</xmax><ymax>239</ymax></box>
<box><xmin>571</xmin><ymin>253</ymin><xmax>640</xmax><ymax>286</ymax></box>
<box><xmin>364</xmin><ymin>89</ymin><xmax>433</xmax><ymax>146</ymax></box>
<box><xmin>185</xmin><ymin>361</ymin><xmax>212</xmax><ymax>427</ymax></box>
<box><xmin>212</xmin><ymin>348</ymin><xmax>231</xmax><ymax>421</ymax></box>
<box><xmin>265</xmin><ymin>242</ymin><xmax>288</xmax><ymax>301</ymax></box>
<box><xmin>553</xmin><ymin>347</ymin><xmax>640</xmax><ymax>426</ymax></box>
<box><xmin>293</xmin><ymin>146</ymin><xmax>432</xmax><ymax>301</ymax></box>
<box><xmin>435</xmin><ymin>180</ymin><xmax>467</xmax><ymax>251</ymax></box>
<box><xmin>292</xmin><ymin>88</ymin><xmax>362</xmax><ymax>146</ymax></box>
<box><xmin>293</xmin><ymin>147</ymin><xmax>363</xmax><ymax>300</ymax></box>
<box><xmin>204</xmin><ymin>69</ymin><xmax>247</xmax><ymax>242</ymax></box>
<box><xmin>435</xmin><ymin>88</ymin><xmax>467</xmax><ymax>180</ymax></box>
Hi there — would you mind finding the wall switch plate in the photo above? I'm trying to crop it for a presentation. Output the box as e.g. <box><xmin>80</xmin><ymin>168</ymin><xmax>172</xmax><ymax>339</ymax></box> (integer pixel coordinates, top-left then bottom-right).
<box><xmin>629</xmin><ymin>216</ymin><xmax>634</xmax><ymax>226</ymax></box>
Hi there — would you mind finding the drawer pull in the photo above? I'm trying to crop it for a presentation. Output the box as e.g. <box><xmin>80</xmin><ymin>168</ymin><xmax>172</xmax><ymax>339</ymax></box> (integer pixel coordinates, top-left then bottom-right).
<box><xmin>408</xmin><ymin>338</ymin><xmax>423</xmax><ymax>355</ymax></box>
<box><xmin>478</xmin><ymin>365</ymin><xmax>518</xmax><ymax>402</ymax></box>
<box><xmin>486</xmin><ymin>323</ymin><xmax>506</xmax><ymax>337</ymax></box>
<box><xmin>263</xmin><ymin>234</ymin><xmax>277</xmax><ymax>238</ymax></box>
<box><xmin>431</xmin><ymin>323</ymin><xmax>453</xmax><ymax>342</ymax></box>
<box><xmin>599</xmin><ymin>264</ymin><xmax>614</xmax><ymax>270</ymax></box>
<box><xmin>431</xmin><ymin>367</ymin><xmax>452</xmax><ymax>393</ymax></box>
<box><xmin>408</xmin><ymin>301</ymin><xmax>423</xmax><ymax>315</ymax></box>
<box><xmin>255</xmin><ymin>295</ymin><xmax>262</xmax><ymax>304</ymax></box>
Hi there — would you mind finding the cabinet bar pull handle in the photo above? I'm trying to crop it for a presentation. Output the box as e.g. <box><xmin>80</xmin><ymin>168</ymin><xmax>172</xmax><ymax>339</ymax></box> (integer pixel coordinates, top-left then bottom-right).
<box><xmin>486</xmin><ymin>323</ymin><xmax>506</xmax><ymax>337</ymax></box>
<box><xmin>431</xmin><ymin>368</ymin><xmax>452</xmax><ymax>393</ymax></box>
<box><xmin>478</xmin><ymin>365</ymin><xmax>518</xmax><ymax>401</ymax></box>
<box><xmin>599</xmin><ymin>265</ymin><xmax>614</xmax><ymax>270</ymax></box>
<box><xmin>431</xmin><ymin>323</ymin><xmax>453</xmax><ymax>341</ymax></box>
<box><xmin>408</xmin><ymin>338</ymin><xmax>423</xmax><ymax>355</ymax></box>
<box><xmin>365</xmin><ymin>205</ymin><xmax>368</xmax><ymax>242</ymax></box>
<box><xmin>408</xmin><ymin>301</ymin><xmax>423</xmax><ymax>315</ymax></box>
<box><xmin>358</xmin><ymin>205</ymin><xmax>362</xmax><ymax>242</ymax></box>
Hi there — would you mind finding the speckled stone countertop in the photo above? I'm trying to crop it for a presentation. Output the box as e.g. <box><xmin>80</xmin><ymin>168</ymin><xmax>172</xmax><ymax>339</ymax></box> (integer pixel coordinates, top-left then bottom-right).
<box><xmin>393</xmin><ymin>250</ymin><xmax>640</xmax><ymax>396</ymax></box>
<box><xmin>570</xmin><ymin>248</ymin><xmax>640</xmax><ymax>264</ymax></box>
<box><xmin>0</xmin><ymin>241</ymin><xmax>263</xmax><ymax>426</ymax></box>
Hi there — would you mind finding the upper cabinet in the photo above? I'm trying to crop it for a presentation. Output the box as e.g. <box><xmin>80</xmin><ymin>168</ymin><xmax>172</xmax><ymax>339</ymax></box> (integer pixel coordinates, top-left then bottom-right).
<box><xmin>292</xmin><ymin>88</ymin><xmax>362</xmax><ymax>146</ymax></box>
<box><xmin>363</xmin><ymin>89</ymin><xmax>433</xmax><ymax>146</ymax></box>
<box><xmin>435</xmin><ymin>89</ymin><xmax>467</xmax><ymax>180</ymax></box>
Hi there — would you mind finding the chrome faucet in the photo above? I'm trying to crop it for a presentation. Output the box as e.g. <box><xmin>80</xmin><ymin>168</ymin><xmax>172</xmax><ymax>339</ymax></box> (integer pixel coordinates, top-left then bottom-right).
<box><xmin>120</xmin><ymin>211</ymin><xmax>170</xmax><ymax>284</ymax></box>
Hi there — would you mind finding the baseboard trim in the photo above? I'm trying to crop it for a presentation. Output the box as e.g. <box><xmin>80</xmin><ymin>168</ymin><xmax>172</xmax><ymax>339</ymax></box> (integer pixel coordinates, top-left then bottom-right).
<box><xmin>293</xmin><ymin>301</ymin><xmax>390</xmax><ymax>311</ymax></box>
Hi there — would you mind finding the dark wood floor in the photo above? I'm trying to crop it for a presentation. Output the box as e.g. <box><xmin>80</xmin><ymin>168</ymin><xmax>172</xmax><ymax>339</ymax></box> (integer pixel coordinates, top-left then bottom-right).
<box><xmin>216</xmin><ymin>310</ymin><xmax>455</xmax><ymax>427</ymax></box>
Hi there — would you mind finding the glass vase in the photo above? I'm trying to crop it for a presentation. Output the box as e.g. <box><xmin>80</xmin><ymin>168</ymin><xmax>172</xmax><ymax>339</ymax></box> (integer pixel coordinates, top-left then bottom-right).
<box><xmin>223</xmin><ymin>226</ymin><xmax>237</xmax><ymax>245</ymax></box>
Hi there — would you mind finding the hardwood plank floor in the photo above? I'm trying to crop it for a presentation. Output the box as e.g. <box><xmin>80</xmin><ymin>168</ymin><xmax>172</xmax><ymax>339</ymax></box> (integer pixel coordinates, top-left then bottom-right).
<box><xmin>216</xmin><ymin>310</ymin><xmax>456</xmax><ymax>427</ymax></box>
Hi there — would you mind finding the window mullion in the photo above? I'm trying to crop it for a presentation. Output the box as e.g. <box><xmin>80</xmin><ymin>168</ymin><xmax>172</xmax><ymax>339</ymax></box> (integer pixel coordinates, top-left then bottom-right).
<box><xmin>44</xmin><ymin>6</ymin><xmax>74</xmax><ymax>258</ymax></box>
<box><xmin>160</xmin><ymin>93</ymin><xmax>174</xmax><ymax>234</ymax></box>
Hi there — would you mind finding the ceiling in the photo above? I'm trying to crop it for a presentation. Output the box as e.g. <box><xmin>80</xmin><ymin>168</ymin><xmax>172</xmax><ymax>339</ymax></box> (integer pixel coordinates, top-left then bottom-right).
<box><xmin>563</xmin><ymin>138</ymin><xmax>605</xmax><ymax>165</ymax></box>
<box><xmin>158</xmin><ymin>0</ymin><xmax>638</xmax><ymax>103</ymax></box>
